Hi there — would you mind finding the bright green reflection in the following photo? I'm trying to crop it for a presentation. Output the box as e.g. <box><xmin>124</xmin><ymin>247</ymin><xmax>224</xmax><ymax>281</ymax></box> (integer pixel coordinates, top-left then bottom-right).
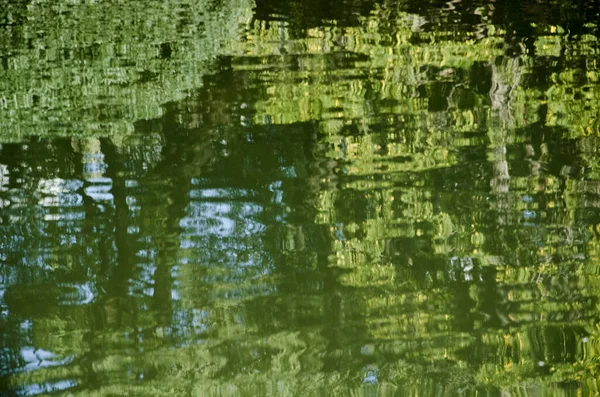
<box><xmin>1</xmin><ymin>0</ymin><xmax>600</xmax><ymax>396</ymax></box>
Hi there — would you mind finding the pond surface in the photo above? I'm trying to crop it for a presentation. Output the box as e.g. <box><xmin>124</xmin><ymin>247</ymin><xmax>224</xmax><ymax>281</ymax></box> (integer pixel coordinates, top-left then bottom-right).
<box><xmin>1</xmin><ymin>0</ymin><xmax>600</xmax><ymax>395</ymax></box>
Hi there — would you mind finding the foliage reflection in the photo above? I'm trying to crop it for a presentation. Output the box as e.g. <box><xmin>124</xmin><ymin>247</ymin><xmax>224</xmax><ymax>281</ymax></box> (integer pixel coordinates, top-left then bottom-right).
<box><xmin>1</xmin><ymin>0</ymin><xmax>600</xmax><ymax>395</ymax></box>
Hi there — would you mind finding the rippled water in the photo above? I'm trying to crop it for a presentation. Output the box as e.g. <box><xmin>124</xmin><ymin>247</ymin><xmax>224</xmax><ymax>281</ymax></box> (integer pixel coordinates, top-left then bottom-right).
<box><xmin>1</xmin><ymin>0</ymin><xmax>600</xmax><ymax>395</ymax></box>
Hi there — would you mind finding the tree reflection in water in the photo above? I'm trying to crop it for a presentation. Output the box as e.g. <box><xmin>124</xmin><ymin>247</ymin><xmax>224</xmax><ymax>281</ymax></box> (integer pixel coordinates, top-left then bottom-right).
<box><xmin>1</xmin><ymin>0</ymin><xmax>600</xmax><ymax>395</ymax></box>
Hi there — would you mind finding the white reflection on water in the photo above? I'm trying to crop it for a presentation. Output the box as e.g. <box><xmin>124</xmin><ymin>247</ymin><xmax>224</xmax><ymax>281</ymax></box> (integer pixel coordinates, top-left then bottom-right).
<box><xmin>19</xmin><ymin>347</ymin><xmax>73</xmax><ymax>373</ymax></box>
<box><xmin>22</xmin><ymin>379</ymin><xmax>77</xmax><ymax>396</ymax></box>
<box><xmin>58</xmin><ymin>282</ymin><xmax>96</xmax><ymax>305</ymax></box>
<box><xmin>84</xmin><ymin>177</ymin><xmax>114</xmax><ymax>202</ymax></box>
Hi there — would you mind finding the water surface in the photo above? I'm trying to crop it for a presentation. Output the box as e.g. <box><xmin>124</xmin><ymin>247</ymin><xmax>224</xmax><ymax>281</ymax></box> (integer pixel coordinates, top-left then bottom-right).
<box><xmin>1</xmin><ymin>0</ymin><xmax>600</xmax><ymax>395</ymax></box>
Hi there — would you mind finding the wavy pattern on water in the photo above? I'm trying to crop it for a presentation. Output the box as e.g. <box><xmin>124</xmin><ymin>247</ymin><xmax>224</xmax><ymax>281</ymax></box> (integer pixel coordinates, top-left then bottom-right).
<box><xmin>0</xmin><ymin>0</ymin><xmax>254</xmax><ymax>141</ymax></box>
<box><xmin>2</xmin><ymin>0</ymin><xmax>600</xmax><ymax>395</ymax></box>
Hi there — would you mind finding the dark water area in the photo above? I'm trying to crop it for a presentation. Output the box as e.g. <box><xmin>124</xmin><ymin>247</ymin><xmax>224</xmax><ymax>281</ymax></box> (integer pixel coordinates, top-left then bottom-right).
<box><xmin>1</xmin><ymin>0</ymin><xmax>600</xmax><ymax>395</ymax></box>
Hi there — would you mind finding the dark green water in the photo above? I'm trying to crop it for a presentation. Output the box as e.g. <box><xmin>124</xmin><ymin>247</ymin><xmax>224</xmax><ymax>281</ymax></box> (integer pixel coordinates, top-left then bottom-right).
<box><xmin>1</xmin><ymin>0</ymin><xmax>600</xmax><ymax>395</ymax></box>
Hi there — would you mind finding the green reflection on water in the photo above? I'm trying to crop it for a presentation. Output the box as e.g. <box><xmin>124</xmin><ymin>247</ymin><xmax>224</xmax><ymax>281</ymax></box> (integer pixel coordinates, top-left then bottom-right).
<box><xmin>1</xmin><ymin>0</ymin><xmax>600</xmax><ymax>395</ymax></box>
